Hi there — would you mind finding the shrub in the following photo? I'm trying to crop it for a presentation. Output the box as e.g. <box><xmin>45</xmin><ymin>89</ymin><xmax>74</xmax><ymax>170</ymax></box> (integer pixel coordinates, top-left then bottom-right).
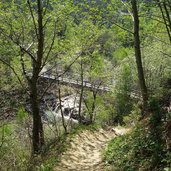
<box><xmin>104</xmin><ymin>107</ymin><xmax>170</xmax><ymax>171</ymax></box>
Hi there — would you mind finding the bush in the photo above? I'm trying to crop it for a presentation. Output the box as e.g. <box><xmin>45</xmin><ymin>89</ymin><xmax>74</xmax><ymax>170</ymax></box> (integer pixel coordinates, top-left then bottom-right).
<box><xmin>113</xmin><ymin>64</ymin><xmax>133</xmax><ymax>124</ymax></box>
<box><xmin>104</xmin><ymin>105</ymin><xmax>171</xmax><ymax>171</ymax></box>
<box><xmin>0</xmin><ymin>122</ymin><xmax>31</xmax><ymax>171</ymax></box>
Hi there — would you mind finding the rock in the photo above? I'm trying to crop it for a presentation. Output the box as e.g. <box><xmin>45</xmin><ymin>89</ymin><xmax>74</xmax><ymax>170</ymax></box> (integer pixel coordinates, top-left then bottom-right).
<box><xmin>63</xmin><ymin>108</ymin><xmax>71</xmax><ymax>115</ymax></box>
<box><xmin>81</xmin><ymin>117</ymin><xmax>92</xmax><ymax>125</ymax></box>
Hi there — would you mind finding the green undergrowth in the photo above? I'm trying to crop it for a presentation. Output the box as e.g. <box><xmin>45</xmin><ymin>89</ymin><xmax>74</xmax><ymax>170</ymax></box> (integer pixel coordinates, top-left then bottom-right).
<box><xmin>69</xmin><ymin>122</ymin><xmax>101</xmax><ymax>136</ymax></box>
<box><xmin>0</xmin><ymin>115</ymin><xmax>101</xmax><ymax>171</ymax></box>
<box><xmin>0</xmin><ymin>121</ymin><xmax>31</xmax><ymax>171</ymax></box>
<box><xmin>104</xmin><ymin>101</ymin><xmax>171</xmax><ymax>171</ymax></box>
<box><xmin>29</xmin><ymin>135</ymin><xmax>67</xmax><ymax>171</ymax></box>
<box><xmin>104</xmin><ymin>125</ymin><xmax>171</xmax><ymax>171</ymax></box>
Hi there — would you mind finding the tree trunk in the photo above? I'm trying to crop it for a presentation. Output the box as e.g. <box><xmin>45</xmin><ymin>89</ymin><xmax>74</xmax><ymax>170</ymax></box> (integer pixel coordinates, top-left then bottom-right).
<box><xmin>131</xmin><ymin>0</ymin><xmax>148</xmax><ymax>114</ymax></box>
<box><xmin>90</xmin><ymin>90</ymin><xmax>97</xmax><ymax>122</ymax></box>
<box><xmin>58</xmin><ymin>84</ymin><xmax>67</xmax><ymax>133</ymax></box>
<box><xmin>30</xmin><ymin>0</ymin><xmax>45</xmax><ymax>154</ymax></box>
<box><xmin>30</xmin><ymin>78</ymin><xmax>44</xmax><ymax>154</ymax></box>
<box><xmin>78</xmin><ymin>60</ymin><xmax>84</xmax><ymax>123</ymax></box>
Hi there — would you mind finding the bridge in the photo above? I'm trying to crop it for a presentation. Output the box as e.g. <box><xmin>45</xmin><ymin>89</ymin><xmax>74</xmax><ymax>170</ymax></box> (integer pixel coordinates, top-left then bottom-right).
<box><xmin>39</xmin><ymin>72</ymin><xmax>141</xmax><ymax>99</ymax></box>
<box><xmin>39</xmin><ymin>72</ymin><xmax>110</xmax><ymax>92</ymax></box>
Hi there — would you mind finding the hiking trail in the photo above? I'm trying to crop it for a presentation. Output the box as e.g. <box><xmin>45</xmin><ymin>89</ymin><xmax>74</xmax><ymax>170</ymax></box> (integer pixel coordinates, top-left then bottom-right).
<box><xmin>54</xmin><ymin>127</ymin><xmax>128</xmax><ymax>171</ymax></box>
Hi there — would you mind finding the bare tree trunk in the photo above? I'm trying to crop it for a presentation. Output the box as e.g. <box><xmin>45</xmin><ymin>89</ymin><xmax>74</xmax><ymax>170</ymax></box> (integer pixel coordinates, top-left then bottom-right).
<box><xmin>83</xmin><ymin>81</ymin><xmax>101</xmax><ymax>123</ymax></box>
<box><xmin>30</xmin><ymin>78</ymin><xmax>44</xmax><ymax>154</ymax></box>
<box><xmin>90</xmin><ymin>90</ymin><xmax>97</xmax><ymax>122</ymax></box>
<box><xmin>131</xmin><ymin>0</ymin><xmax>148</xmax><ymax>115</ymax></box>
<box><xmin>78</xmin><ymin>60</ymin><xmax>84</xmax><ymax>123</ymax></box>
<box><xmin>58</xmin><ymin>84</ymin><xmax>67</xmax><ymax>133</ymax></box>
<box><xmin>31</xmin><ymin>0</ymin><xmax>45</xmax><ymax>154</ymax></box>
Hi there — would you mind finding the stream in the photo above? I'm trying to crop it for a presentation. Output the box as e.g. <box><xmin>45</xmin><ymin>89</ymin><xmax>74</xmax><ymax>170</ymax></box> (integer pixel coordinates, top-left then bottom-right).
<box><xmin>43</xmin><ymin>93</ymin><xmax>88</xmax><ymax>126</ymax></box>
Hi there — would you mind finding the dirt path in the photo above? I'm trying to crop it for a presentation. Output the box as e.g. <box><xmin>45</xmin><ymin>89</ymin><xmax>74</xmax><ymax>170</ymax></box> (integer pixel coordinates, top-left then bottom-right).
<box><xmin>54</xmin><ymin>127</ymin><xmax>128</xmax><ymax>171</ymax></box>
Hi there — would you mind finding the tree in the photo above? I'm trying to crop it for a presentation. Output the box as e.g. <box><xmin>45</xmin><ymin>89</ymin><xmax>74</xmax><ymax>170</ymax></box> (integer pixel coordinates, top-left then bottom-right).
<box><xmin>114</xmin><ymin>63</ymin><xmax>133</xmax><ymax>124</ymax></box>
<box><xmin>0</xmin><ymin>0</ymin><xmax>45</xmax><ymax>154</ymax></box>
<box><xmin>0</xmin><ymin>0</ymin><xmax>75</xmax><ymax>154</ymax></box>
<box><xmin>131</xmin><ymin>0</ymin><xmax>148</xmax><ymax>115</ymax></box>
<box><xmin>28</xmin><ymin>0</ymin><xmax>45</xmax><ymax>154</ymax></box>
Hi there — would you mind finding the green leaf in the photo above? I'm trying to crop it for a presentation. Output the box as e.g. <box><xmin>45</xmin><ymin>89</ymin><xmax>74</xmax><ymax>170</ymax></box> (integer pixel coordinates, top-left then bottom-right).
<box><xmin>16</xmin><ymin>107</ymin><xmax>28</xmax><ymax>122</ymax></box>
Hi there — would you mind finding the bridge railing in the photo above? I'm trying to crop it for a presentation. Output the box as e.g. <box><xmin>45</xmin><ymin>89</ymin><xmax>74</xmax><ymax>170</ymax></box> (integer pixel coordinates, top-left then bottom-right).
<box><xmin>40</xmin><ymin>73</ymin><xmax>111</xmax><ymax>92</ymax></box>
<box><xmin>40</xmin><ymin>73</ymin><xmax>142</xmax><ymax>99</ymax></box>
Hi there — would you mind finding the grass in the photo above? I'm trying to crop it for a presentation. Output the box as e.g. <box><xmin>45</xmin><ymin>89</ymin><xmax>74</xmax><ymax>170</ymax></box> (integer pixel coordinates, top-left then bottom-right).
<box><xmin>104</xmin><ymin>119</ymin><xmax>171</xmax><ymax>171</ymax></box>
<box><xmin>0</xmin><ymin>121</ymin><xmax>31</xmax><ymax>171</ymax></box>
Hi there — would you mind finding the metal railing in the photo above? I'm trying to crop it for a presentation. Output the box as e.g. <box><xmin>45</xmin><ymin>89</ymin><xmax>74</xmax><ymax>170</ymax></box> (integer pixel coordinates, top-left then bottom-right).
<box><xmin>40</xmin><ymin>72</ymin><xmax>110</xmax><ymax>92</ymax></box>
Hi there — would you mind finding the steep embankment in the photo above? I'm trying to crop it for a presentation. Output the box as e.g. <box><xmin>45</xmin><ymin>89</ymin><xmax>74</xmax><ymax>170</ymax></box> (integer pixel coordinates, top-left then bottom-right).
<box><xmin>54</xmin><ymin>128</ymin><xmax>128</xmax><ymax>171</ymax></box>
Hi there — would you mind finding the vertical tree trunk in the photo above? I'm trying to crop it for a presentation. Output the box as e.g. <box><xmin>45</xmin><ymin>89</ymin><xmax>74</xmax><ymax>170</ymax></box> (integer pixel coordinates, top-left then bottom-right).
<box><xmin>131</xmin><ymin>0</ymin><xmax>148</xmax><ymax>114</ymax></box>
<box><xmin>78</xmin><ymin>60</ymin><xmax>84</xmax><ymax>123</ymax></box>
<box><xmin>31</xmin><ymin>0</ymin><xmax>45</xmax><ymax>154</ymax></box>
<box><xmin>37</xmin><ymin>0</ymin><xmax>44</xmax><ymax>67</ymax></box>
<box><xmin>90</xmin><ymin>90</ymin><xmax>97</xmax><ymax>123</ymax></box>
<box><xmin>58</xmin><ymin>85</ymin><xmax>67</xmax><ymax>133</ymax></box>
<box><xmin>30</xmin><ymin>78</ymin><xmax>44</xmax><ymax>154</ymax></box>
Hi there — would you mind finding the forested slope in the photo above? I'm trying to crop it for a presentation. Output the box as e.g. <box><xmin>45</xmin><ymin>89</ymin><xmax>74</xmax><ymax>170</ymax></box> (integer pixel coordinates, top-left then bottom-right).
<box><xmin>0</xmin><ymin>0</ymin><xmax>171</xmax><ymax>170</ymax></box>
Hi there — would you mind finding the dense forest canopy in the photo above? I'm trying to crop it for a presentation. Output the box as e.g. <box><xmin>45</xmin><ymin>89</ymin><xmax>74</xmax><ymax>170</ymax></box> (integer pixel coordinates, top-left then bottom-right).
<box><xmin>0</xmin><ymin>0</ymin><xmax>171</xmax><ymax>170</ymax></box>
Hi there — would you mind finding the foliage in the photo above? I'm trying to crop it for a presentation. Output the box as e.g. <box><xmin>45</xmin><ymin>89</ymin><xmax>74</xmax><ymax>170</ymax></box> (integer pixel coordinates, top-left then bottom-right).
<box><xmin>16</xmin><ymin>107</ymin><xmax>29</xmax><ymax>123</ymax></box>
<box><xmin>0</xmin><ymin>0</ymin><xmax>171</xmax><ymax>169</ymax></box>
<box><xmin>113</xmin><ymin>63</ymin><xmax>133</xmax><ymax>124</ymax></box>
<box><xmin>0</xmin><ymin>122</ymin><xmax>31</xmax><ymax>171</ymax></box>
<box><xmin>28</xmin><ymin>135</ymin><xmax>67</xmax><ymax>171</ymax></box>
<box><xmin>104</xmin><ymin>98</ymin><xmax>171</xmax><ymax>171</ymax></box>
<box><xmin>123</xmin><ymin>103</ymin><xmax>141</xmax><ymax>126</ymax></box>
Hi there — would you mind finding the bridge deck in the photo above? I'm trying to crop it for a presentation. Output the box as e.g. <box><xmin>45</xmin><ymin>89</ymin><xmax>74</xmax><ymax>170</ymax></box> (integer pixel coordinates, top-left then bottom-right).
<box><xmin>40</xmin><ymin>73</ymin><xmax>110</xmax><ymax>92</ymax></box>
<box><xmin>39</xmin><ymin>73</ymin><xmax>141</xmax><ymax>99</ymax></box>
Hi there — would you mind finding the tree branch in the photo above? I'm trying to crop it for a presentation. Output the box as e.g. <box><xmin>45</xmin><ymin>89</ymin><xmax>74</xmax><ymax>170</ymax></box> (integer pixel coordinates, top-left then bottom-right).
<box><xmin>43</xmin><ymin>0</ymin><xmax>50</xmax><ymax>16</ymax></box>
<box><xmin>111</xmin><ymin>21</ymin><xmax>134</xmax><ymax>34</ymax></box>
<box><xmin>0</xmin><ymin>57</ymin><xmax>24</xmax><ymax>87</ymax></box>
<box><xmin>39</xmin><ymin>53</ymin><xmax>81</xmax><ymax>100</ymax></box>
<box><xmin>42</xmin><ymin>19</ymin><xmax>58</xmax><ymax>68</ymax></box>
<box><xmin>27</xmin><ymin>0</ymin><xmax>39</xmax><ymax>39</ymax></box>
<box><xmin>160</xmin><ymin>51</ymin><xmax>171</xmax><ymax>58</ymax></box>
<box><xmin>20</xmin><ymin>49</ymin><xmax>31</xmax><ymax>82</ymax></box>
